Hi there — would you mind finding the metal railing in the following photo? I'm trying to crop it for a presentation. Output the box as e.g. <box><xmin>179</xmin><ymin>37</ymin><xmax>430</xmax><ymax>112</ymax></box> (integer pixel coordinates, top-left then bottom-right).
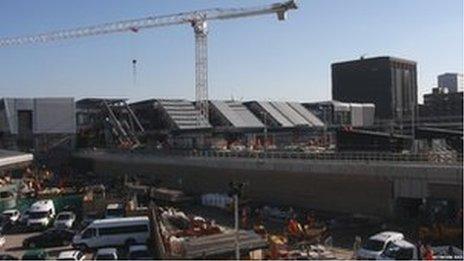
<box><xmin>80</xmin><ymin>148</ymin><xmax>463</xmax><ymax>166</ymax></box>
<box><xmin>182</xmin><ymin>150</ymin><xmax>462</xmax><ymax>165</ymax></box>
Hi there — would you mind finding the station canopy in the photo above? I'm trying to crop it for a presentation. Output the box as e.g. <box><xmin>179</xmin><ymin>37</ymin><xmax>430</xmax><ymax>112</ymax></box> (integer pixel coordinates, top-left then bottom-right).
<box><xmin>210</xmin><ymin>100</ymin><xmax>264</xmax><ymax>129</ymax></box>
<box><xmin>156</xmin><ymin>99</ymin><xmax>211</xmax><ymax>130</ymax></box>
<box><xmin>255</xmin><ymin>101</ymin><xmax>324</xmax><ymax>128</ymax></box>
<box><xmin>0</xmin><ymin>149</ymin><xmax>33</xmax><ymax>170</ymax></box>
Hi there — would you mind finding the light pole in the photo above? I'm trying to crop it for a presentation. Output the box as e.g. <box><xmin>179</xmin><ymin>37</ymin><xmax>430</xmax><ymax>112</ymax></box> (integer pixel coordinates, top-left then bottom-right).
<box><xmin>229</xmin><ymin>182</ymin><xmax>245</xmax><ymax>260</ymax></box>
<box><xmin>234</xmin><ymin>193</ymin><xmax>239</xmax><ymax>260</ymax></box>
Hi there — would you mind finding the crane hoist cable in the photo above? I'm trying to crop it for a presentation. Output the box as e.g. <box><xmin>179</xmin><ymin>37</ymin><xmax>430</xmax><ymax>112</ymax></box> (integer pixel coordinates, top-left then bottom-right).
<box><xmin>132</xmin><ymin>59</ymin><xmax>137</xmax><ymax>88</ymax></box>
<box><xmin>129</xmin><ymin>28</ymin><xmax>139</xmax><ymax>90</ymax></box>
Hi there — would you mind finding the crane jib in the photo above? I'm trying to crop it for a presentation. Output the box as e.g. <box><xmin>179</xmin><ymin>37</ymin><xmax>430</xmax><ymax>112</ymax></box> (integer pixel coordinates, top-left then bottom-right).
<box><xmin>0</xmin><ymin>1</ymin><xmax>297</xmax><ymax>46</ymax></box>
<box><xmin>0</xmin><ymin>0</ymin><xmax>298</xmax><ymax>125</ymax></box>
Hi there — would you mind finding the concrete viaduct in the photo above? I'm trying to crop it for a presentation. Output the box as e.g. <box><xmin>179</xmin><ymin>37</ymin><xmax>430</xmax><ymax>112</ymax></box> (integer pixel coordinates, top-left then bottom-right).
<box><xmin>73</xmin><ymin>150</ymin><xmax>463</xmax><ymax>218</ymax></box>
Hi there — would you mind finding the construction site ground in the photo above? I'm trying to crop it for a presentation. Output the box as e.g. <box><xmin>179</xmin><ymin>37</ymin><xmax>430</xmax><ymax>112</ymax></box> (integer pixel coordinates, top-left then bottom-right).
<box><xmin>163</xmin><ymin>203</ymin><xmax>389</xmax><ymax>260</ymax></box>
<box><xmin>170</xmin><ymin>202</ymin><xmax>464</xmax><ymax>259</ymax></box>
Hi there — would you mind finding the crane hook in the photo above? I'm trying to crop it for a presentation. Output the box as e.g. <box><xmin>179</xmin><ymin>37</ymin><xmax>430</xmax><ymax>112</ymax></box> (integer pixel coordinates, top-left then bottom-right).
<box><xmin>132</xmin><ymin>59</ymin><xmax>137</xmax><ymax>87</ymax></box>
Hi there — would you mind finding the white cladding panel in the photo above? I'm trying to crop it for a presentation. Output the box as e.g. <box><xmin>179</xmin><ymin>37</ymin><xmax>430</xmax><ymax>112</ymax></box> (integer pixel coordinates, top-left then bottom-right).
<box><xmin>347</xmin><ymin>103</ymin><xmax>376</xmax><ymax>127</ymax></box>
<box><xmin>227</xmin><ymin>101</ymin><xmax>264</xmax><ymax>128</ymax></box>
<box><xmin>0</xmin><ymin>98</ymin><xmax>75</xmax><ymax>134</ymax></box>
<box><xmin>350</xmin><ymin>104</ymin><xmax>364</xmax><ymax>127</ymax></box>
<box><xmin>362</xmin><ymin>104</ymin><xmax>375</xmax><ymax>127</ymax></box>
<box><xmin>2</xmin><ymin>98</ymin><xmax>34</xmax><ymax>134</ymax></box>
<box><xmin>34</xmin><ymin>98</ymin><xmax>76</xmax><ymax>134</ymax></box>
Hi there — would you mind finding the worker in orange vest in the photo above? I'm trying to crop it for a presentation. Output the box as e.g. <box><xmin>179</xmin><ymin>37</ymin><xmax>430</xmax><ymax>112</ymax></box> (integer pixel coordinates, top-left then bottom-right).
<box><xmin>287</xmin><ymin>218</ymin><xmax>301</xmax><ymax>237</ymax></box>
<box><xmin>423</xmin><ymin>244</ymin><xmax>434</xmax><ymax>261</ymax></box>
<box><xmin>241</xmin><ymin>207</ymin><xmax>249</xmax><ymax>229</ymax></box>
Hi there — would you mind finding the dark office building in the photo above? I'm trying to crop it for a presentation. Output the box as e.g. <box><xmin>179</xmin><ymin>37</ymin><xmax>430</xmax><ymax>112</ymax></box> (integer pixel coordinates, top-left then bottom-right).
<box><xmin>332</xmin><ymin>56</ymin><xmax>418</xmax><ymax>121</ymax></box>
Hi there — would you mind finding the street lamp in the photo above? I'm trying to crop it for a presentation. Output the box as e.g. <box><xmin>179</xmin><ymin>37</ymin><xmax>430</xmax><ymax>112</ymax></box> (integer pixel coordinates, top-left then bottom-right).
<box><xmin>229</xmin><ymin>182</ymin><xmax>246</xmax><ymax>260</ymax></box>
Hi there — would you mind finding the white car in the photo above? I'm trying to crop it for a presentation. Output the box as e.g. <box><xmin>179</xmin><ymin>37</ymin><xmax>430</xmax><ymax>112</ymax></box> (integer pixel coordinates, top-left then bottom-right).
<box><xmin>57</xmin><ymin>250</ymin><xmax>85</xmax><ymax>261</ymax></box>
<box><xmin>94</xmin><ymin>248</ymin><xmax>118</xmax><ymax>260</ymax></box>
<box><xmin>356</xmin><ymin>231</ymin><xmax>404</xmax><ymax>260</ymax></box>
<box><xmin>2</xmin><ymin>209</ymin><xmax>20</xmax><ymax>224</ymax></box>
<box><xmin>105</xmin><ymin>203</ymin><xmax>124</xmax><ymax>219</ymax></box>
<box><xmin>0</xmin><ymin>234</ymin><xmax>5</xmax><ymax>248</ymax></box>
<box><xmin>378</xmin><ymin>240</ymin><xmax>464</xmax><ymax>261</ymax></box>
<box><xmin>377</xmin><ymin>239</ymin><xmax>419</xmax><ymax>260</ymax></box>
<box><xmin>128</xmin><ymin>244</ymin><xmax>152</xmax><ymax>260</ymax></box>
<box><xmin>54</xmin><ymin>211</ymin><xmax>76</xmax><ymax>229</ymax></box>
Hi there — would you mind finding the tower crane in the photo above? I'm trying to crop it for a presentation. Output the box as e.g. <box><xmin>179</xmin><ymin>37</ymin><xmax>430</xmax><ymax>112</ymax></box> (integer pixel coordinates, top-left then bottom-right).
<box><xmin>0</xmin><ymin>1</ymin><xmax>298</xmax><ymax>124</ymax></box>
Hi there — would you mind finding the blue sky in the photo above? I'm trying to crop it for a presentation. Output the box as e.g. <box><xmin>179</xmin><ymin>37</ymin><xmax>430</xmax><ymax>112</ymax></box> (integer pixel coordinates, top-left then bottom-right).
<box><xmin>0</xmin><ymin>0</ymin><xmax>462</xmax><ymax>103</ymax></box>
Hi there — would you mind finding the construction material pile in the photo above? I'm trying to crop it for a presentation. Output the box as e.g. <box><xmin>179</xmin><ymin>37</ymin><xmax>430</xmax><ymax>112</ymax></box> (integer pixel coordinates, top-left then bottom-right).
<box><xmin>158</xmin><ymin>207</ymin><xmax>266</xmax><ymax>259</ymax></box>
<box><xmin>151</xmin><ymin>187</ymin><xmax>192</xmax><ymax>203</ymax></box>
<box><xmin>269</xmin><ymin>235</ymin><xmax>336</xmax><ymax>260</ymax></box>
<box><xmin>160</xmin><ymin>207</ymin><xmax>222</xmax><ymax>238</ymax></box>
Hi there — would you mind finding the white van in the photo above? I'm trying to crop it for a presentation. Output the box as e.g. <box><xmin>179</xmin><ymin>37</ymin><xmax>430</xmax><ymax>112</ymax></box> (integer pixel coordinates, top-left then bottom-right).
<box><xmin>72</xmin><ymin>216</ymin><xmax>150</xmax><ymax>250</ymax></box>
<box><xmin>27</xmin><ymin>200</ymin><xmax>56</xmax><ymax>228</ymax></box>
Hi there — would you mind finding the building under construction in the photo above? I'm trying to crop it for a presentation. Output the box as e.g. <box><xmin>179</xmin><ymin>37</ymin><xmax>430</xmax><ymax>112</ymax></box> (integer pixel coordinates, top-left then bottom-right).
<box><xmin>76</xmin><ymin>98</ymin><xmax>144</xmax><ymax>149</ymax></box>
<box><xmin>130</xmin><ymin>99</ymin><xmax>211</xmax><ymax>149</ymax></box>
<box><xmin>0</xmin><ymin>96</ymin><xmax>376</xmax><ymax>153</ymax></box>
<box><xmin>0</xmin><ymin>97</ymin><xmax>76</xmax><ymax>153</ymax></box>
<box><xmin>129</xmin><ymin>99</ymin><xmax>327</xmax><ymax>150</ymax></box>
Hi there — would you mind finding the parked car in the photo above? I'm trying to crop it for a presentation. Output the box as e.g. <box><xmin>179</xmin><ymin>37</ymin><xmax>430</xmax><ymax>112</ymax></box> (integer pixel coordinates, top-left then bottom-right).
<box><xmin>356</xmin><ymin>231</ymin><xmax>404</xmax><ymax>260</ymax></box>
<box><xmin>57</xmin><ymin>250</ymin><xmax>85</xmax><ymax>261</ymax></box>
<box><xmin>0</xmin><ymin>234</ymin><xmax>5</xmax><ymax>248</ymax></box>
<box><xmin>377</xmin><ymin>239</ymin><xmax>419</xmax><ymax>260</ymax></box>
<box><xmin>81</xmin><ymin>212</ymin><xmax>99</xmax><ymax>228</ymax></box>
<box><xmin>105</xmin><ymin>203</ymin><xmax>124</xmax><ymax>219</ymax></box>
<box><xmin>378</xmin><ymin>239</ymin><xmax>464</xmax><ymax>261</ymax></box>
<box><xmin>21</xmin><ymin>249</ymin><xmax>49</xmax><ymax>260</ymax></box>
<box><xmin>128</xmin><ymin>244</ymin><xmax>152</xmax><ymax>260</ymax></box>
<box><xmin>23</xmin><ymin>228</ymin><xmax>75</xmax><ymax>248</ymax></box>
<box><xmin>0</xmin><ymin>216</ymin><xmax>12</xmax><ymax>234</ymax></box>
<box><xmin>0</xmin><ymin>254</ymin><xmax>17</xmax><ymax>260</ymax></box>
<box><xmin>27</xmin><ymin>200</ymin><xmax>56</xmax><ymax>229</ymax></box>
<box><xmin>2</xmin><ymin>209</ymin><xmax>20</xmax><ymax>224</ymax></box>
<box><xmin>54</xmin><ymin>211</ymin><xmax>76</xmax><ymax>229</ymax></box>
<box><xmin>93</xmin><ymin>248</ymin><xmax>118</xmax><ymax>260</ymax></box>
<box><xmin>19</xmin><ymin>209</ymin><xmax>30</xmax><ymax>225</ymax></box>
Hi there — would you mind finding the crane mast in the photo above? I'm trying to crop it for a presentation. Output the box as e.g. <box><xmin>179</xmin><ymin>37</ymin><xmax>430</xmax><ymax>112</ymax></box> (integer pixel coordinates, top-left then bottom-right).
<box><xmin>0</xmin><ymin>1</ymin><xmax>297</xmax><ymax>124</ymax></box>
<box><xmin>192</xmin><ymin>20</ymin><xmax>209</xmax><ymax>125</ymax></box>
